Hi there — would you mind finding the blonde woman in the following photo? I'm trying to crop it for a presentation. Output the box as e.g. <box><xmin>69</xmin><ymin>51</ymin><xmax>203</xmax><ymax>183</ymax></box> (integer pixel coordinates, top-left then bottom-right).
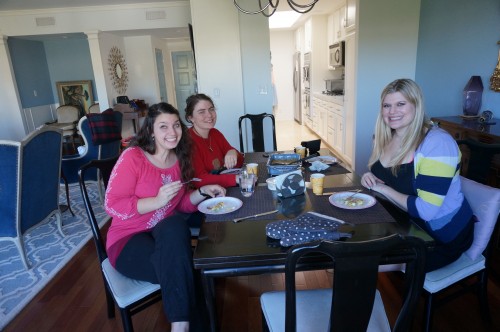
<box><xmin>361</xmin><ymin>79</ymin><xmax>475</xmax><ymax>272</ymax></box>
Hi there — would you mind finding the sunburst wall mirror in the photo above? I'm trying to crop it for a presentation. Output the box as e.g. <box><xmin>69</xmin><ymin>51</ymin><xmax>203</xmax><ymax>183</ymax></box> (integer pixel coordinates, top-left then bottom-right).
<box><xmin>108</xmin><ymin>46</ymin><xmax>129</xmax><ymax>94</ymax></box>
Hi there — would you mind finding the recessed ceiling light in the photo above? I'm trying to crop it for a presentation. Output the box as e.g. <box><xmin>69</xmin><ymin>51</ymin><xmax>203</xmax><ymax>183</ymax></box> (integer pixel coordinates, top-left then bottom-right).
<box><xmin>269</xmin><ymin>11</ymin><xmax>301</xmax><ymax>29</ymax></box>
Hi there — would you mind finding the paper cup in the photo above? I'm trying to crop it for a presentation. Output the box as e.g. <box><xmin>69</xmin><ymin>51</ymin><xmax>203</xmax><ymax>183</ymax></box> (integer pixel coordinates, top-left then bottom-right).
<box><xmin>246</xmin><ymin>163</ymin><xmax>258</xmax><ymax>176</ymax></box>
<box><xmin>310</xmin><ymin>173</ymin><xmax>325</xmax><ymax>195</ymax></box>
<box><xmin>294</xmin><ymin>146</ymin><xmax>306</xmax><ymax>159</ymax></box>
<box><xmin>266</xmin><ymin>177</ymin><xmax>277</xmax><ymax>191</ymax></box>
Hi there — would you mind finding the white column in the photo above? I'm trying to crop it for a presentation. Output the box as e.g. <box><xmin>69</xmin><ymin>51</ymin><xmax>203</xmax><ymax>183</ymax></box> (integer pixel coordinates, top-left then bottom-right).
<box><xmin>85</xmin><ymin>31</ymin><xmax>110</xmax><ymax>111</ymax></box>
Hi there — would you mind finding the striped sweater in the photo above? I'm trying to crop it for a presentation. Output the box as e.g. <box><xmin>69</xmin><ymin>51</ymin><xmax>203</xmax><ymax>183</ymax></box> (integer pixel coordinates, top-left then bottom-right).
<box><xmin>407</xmin><ymin>127</ymin><xmax>472</xmax><ymax>243</ymax></box>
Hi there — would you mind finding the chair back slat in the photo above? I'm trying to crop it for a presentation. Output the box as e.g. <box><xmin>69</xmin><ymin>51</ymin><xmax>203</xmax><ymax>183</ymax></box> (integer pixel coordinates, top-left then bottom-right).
<box><xmin>238</xmin><ymin>113</ymin><xmax>277</xmax><ymax>152</ymax></box>
<box><xmin>284</xmin><ymin>235</ymin><xmax>426</xmax><ymax>332</ymax></box>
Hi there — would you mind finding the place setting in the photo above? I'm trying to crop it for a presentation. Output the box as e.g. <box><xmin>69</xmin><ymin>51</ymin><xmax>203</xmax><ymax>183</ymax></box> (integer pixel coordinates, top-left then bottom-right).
<box><xmin>201</xmin><ymin>171</ymin><xmax>279</xmax><ymax>222</ymax></box>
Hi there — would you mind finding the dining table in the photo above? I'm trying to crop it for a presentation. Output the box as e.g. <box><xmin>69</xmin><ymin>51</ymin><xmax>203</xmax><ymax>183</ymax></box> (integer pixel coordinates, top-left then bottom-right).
<box><xmin>193</xmin><ymin>149</ymin><xmax>434</xmax><ymax>332</ymax></box>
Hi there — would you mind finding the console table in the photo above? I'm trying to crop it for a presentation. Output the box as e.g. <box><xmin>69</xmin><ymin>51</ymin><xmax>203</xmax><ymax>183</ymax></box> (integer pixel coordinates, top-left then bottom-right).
<box><xmin>113</xmin><ymin>103</ymin><xmax>147</xmax><ymax>133</ymax></box>
<box><xmin>431</xmin><ymin>116</ymin><xmax>500</xmax><ymax>143</ymax></box>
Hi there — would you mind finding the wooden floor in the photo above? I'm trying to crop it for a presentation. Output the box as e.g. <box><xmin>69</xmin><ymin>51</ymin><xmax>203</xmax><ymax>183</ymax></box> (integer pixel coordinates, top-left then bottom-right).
<box><xmin>5</xmin><ymin>120</ymin><xmax>500</xmax><ymax>331</ymax></box>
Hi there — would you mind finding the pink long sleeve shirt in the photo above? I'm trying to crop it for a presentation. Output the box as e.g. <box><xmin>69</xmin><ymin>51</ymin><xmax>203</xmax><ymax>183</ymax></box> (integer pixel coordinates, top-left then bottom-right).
<box><xmin>104</xmin><ymin>147</ymin><xmax>197</xmax><ymax>267</ymax></box>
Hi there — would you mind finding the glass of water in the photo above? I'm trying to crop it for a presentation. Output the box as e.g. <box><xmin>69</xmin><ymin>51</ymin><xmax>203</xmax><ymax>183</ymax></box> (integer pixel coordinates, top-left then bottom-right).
<box><xmin>239</xmin><ymin>173</ymin><xmax>256</xmax><ymax>197</ymax></box>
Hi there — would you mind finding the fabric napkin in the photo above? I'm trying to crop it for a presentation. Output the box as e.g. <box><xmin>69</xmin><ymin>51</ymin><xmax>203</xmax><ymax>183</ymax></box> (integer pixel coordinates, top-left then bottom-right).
<box><xmin>266</xmin><ymin>212</ymin><xmax>352</xmax><ymax>247</ymax></box>
<box><xmin>309</xmin><ymin>160</ymin><xmax>330</xmax><ymax>172</ymax></box>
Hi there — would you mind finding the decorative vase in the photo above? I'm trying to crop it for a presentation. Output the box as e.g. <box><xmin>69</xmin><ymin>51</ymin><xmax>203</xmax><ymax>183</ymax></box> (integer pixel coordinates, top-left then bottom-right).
<box><xmin>463</xmin><ymin>76</ymin><xmax>483</xmax><ymax>116</ymax></box>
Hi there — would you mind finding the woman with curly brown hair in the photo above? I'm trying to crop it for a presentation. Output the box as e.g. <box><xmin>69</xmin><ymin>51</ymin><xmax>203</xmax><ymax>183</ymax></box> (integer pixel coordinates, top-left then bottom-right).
<box><xmin>105</xmin><ymin>102</ymin><xmax>223</xmax><ymax>331</ymax></box>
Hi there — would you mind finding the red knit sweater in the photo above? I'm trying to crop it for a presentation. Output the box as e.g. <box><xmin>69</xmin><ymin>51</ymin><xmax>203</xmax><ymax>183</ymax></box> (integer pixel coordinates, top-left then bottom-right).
<box><xmin>188</xmin><ymin>127</ymin><xmax>244</xmax><ymax>188</ymax></box>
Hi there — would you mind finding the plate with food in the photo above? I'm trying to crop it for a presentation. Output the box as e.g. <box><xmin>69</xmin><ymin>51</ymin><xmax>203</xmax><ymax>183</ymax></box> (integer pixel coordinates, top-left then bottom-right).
<box><xmin>329</xmin><ymin>192</ymin><xmax>376</xmax><ymax>210</ymax></box>
<box><xmin>198</xmin><ymin>197</ymin><xmax>243</xmax><ymax>215</ymax></box>
<box><xmin>307</xmin><ymin>155</ymin><xmax>338</xmax><ymax>165</ymax></box>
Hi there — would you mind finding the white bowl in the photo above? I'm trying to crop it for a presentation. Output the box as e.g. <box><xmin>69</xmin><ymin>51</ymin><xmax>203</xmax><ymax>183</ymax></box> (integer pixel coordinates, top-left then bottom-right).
<box><xmin>266</xmin><ymin>177</ymin><xmax>277</xmax><ymax>191</ymax></box>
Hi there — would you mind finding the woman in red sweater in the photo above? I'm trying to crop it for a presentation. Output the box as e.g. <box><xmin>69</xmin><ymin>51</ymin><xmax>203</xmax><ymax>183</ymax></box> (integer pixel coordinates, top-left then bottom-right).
<box><xmin>185</xmin><ymin>93</ymin><xmax>244</xmax><ymax>187</ymax></box>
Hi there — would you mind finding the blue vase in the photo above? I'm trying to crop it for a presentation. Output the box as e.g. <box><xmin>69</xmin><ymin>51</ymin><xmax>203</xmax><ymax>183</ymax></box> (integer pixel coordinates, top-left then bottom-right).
<box><xmin>463</xmin><ymin>76</ymin><xmax>483</xmax><ymax>116</ymax></box>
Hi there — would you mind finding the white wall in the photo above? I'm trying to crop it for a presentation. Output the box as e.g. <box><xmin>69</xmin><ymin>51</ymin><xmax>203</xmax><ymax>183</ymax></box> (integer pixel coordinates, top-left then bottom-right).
<box><xmin>270</xmin><ymin>30</ymin><xmax>295</xmax><ymax>121</ymax></box>
<box><xmin>125</xmin><ymin>36</ymin><xmax>158</xmax><ymax>104</ymax></box>
<box><xmin>190</xmin><ymin>0</ymin><xmax>245</xmax><ymax>148</ymax></box>
<box><xmin>353</xmin><ymin>0</ymin><xmax>420</xmax><ymax>175</ymax></box>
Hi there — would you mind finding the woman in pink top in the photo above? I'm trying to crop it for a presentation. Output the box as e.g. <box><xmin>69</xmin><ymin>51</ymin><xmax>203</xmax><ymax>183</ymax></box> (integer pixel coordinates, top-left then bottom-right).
<box><xmin>105</xmin><ymin>102</ymin><xmax>224</xmax><ymax>332</ymax></box>
<box><xmin>185</xmin><ymin>93</ymin><xmax>244</xmax><ymax>188</ymax></box>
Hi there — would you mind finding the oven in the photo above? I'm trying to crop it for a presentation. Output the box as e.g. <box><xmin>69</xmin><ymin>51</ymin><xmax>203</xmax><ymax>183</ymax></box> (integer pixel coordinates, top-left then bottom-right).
<box><xmin>302</xmin><ymin>53</ymin><xmax>311</xmax><ymax>119</ymax></box>
<box><xmin>302</xmin><ymin>88</ymin><xmax>310</xmax><ymax>119</ymax></box>
<box><xmin>302</xmin><ymin>52</ymin><xmax>311</xmax><ymax>89</ymax></box>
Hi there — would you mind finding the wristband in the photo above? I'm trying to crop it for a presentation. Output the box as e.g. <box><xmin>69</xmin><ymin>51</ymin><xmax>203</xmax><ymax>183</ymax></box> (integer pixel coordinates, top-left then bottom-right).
<box><xmin>198</xmin><ymin>187</ymin><xmax>210</xmax><ymax>198</ymax></box>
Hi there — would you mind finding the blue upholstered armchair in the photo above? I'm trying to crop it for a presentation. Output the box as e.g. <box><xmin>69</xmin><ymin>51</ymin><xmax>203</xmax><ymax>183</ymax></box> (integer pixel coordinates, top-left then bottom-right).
<box><xmin>0</xmin><ymin>126</ymin><xmax>63</xmax><ymax>269</ymax></box>
<box><xmin>61</xmin><ymin>110</ymin><xmax>123</xmax><ymax>185</ymax></box>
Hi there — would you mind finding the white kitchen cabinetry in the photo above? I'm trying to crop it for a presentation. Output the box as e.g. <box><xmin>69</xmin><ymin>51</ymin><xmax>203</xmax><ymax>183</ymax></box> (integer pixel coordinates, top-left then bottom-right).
<box><xmin>295</xmin><ymin>26</ymin><xmax>304</xmax><ymax>53</ymax></box>
<box><xmin>304</xmin><ymin>19</ymin><xmax>312</xmax><ymax>53</ymax></box>
<box><xmin>332</xmin><ymin>6</ymin><xmax>346</xmax><ymax>43</ymax></box>
<box><xmin>313</xmin><ymin>94</ymin><xmax>345</xmax><ymax>156</ymax></box>
<box><xmin>345</xmin><ymin>0</ymin><xmax>356</xmax><ymax>32</ymax></box>
<box><xmin>327</xmin><ymin>14</ymin><xmax>334</xmax><ymax>46</ymax></box>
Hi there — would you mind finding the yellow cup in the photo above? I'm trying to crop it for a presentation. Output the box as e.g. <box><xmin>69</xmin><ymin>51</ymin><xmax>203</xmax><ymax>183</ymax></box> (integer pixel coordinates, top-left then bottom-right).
<box><xmin>246</xmin><ymin>163</ymin><xmax>258</xmax><ymax>176</ymax></box>
<box><xmin>295</xmin><ymin>146</ymin><xmax>306</xmax><ymax>159</ymax></box>
<box><xmin>310</xmin><ymin>173</ymin><xmax>325</xmax><ymax>195</ymax></box>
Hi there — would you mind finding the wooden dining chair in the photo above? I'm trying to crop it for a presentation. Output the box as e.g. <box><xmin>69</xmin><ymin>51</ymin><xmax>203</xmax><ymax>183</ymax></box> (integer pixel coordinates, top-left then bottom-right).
<box><xmin>78</xmin><ymin>157</ymin><xmax>161</xmax><ymax>332</ymax></box>
<box><xmin>260</xmin><ymin>234</ymin><xmax>427</xmax><ymax>332</ymax></box>
<box><xmin>238</xmin><ymin>113</ymin><xmax>277</xmax><ymax>152</ymax></box>
<box><xmin>421</xmin><ymin>176</ymin><xmax>500</xmax><ymax>331</ymax></box>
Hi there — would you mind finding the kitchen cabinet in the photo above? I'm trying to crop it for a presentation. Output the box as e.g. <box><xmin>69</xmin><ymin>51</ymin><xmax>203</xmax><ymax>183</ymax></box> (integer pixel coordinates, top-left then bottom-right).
<box><xmin>331</xmin><ymin>6</ymin><xmax>346</xmax><ymax>43</ymax></box>
<box><xmin>345</xmin><ymin>0</ymin><xmax>356</xmax><ymax>32</ymax></box>
<box><xmin>295</xmin><ymin>26</ymin><xmax>304</xmax><ymax>53</ymax></box>
<box><xmin>305</xmin><ymin>16</ymin><xmax>328</xmax><ymax>92</ymax></box>
<box><xmin>304</xmin><ymin>19</ymin><xmax>312</xmax><ymax>53</ymax></box>
<box><xmin>313</xmin><ymin>93</ymin><xmax>345</xmax><ymax>156</ymax></box>
<box><xmin>327</xmin><ymin>14</ymin><xmax>334</xmax><ymax>46</ymax></box>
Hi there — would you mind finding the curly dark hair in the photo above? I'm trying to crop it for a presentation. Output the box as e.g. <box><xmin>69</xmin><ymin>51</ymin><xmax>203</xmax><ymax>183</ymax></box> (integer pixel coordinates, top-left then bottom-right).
<box><xmin>184</xmin><ymin>93</ymin><xmax>215</xmax><ymax>123</ymax></box>
<box><xmin>129</xmin><ymin>102</ymin><xmax>193</xmax><ymax>182</ymax></box>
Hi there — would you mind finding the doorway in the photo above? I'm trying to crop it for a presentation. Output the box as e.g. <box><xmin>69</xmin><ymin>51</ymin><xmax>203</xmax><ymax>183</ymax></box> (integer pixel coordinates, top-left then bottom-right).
<box><xmin>172</xmin><ymin>51</ymin><xmax>197</xmax><ymax>122</ymax></box>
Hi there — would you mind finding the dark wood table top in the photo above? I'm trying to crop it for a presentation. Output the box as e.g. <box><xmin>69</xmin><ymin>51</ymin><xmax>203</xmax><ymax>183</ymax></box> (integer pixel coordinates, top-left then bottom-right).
<box><xmin>193</xmin><ymin>153</ymin><xmax>433</xmax><ymax>273</ymax></box>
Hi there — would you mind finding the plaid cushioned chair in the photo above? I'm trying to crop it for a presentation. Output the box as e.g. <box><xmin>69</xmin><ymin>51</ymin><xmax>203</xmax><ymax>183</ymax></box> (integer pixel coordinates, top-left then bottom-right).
<box><xmin>61</xmin><ymin>110</ymin><xmax>122</xmax><ymax>184</ymax></box>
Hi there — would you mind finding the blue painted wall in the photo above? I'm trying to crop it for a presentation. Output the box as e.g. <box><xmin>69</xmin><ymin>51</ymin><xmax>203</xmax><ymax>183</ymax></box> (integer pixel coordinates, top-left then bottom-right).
<box><xmin>44</xmin><ymin>38</ymin><xmax>97</xmax><ymax>103</ymax></box>
<box><xmin>8</xmin><ymin>36</ymin><xmax>98</xmax><ymax>108</ymax></box>
<box><xmin>416</xmin><ymin>0</ymin><xmax>500</xmax><ymax>117</ymax></box>
<box><xmin>8</xmin><ymin>38</ymin><xmax>54</xmax><ymax>107</ymax></box>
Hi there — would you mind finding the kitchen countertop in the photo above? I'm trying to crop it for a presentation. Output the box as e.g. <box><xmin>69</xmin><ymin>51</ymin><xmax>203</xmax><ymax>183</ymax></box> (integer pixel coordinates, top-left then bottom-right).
<box><xmin>313</xmin><ymin>92</ymin><xmax>344</xmax><ymax>105</ymax></box>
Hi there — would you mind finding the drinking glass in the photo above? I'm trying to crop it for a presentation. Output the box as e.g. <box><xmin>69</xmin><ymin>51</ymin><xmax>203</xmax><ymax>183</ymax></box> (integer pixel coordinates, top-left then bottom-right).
<box><xmin>239</xmin><ymin>173</ymin><xmax>256</xmax><ymax>197</ymax></box>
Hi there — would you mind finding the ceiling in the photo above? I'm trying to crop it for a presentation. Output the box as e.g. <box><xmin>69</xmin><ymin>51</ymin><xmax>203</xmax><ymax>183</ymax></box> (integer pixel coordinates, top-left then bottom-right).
<box><xmin>2</xmin><ymin>0</ymin><xmax>338</xmax><ymax>41</ymax></box>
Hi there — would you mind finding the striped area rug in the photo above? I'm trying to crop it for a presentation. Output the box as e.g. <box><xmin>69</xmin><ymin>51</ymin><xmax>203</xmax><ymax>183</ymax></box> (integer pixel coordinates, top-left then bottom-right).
<box><xmin>0</xmin><ymin>183</ymin><xmax>108</xmax><ymax>330</ymax></box>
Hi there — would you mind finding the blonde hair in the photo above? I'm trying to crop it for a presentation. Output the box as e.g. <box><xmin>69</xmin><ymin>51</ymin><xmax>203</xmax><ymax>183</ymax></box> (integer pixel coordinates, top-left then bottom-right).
<box><xmin>368</xmin><ymin>79</ymin><xmax>432</xmax><ymax>175</ymax></box>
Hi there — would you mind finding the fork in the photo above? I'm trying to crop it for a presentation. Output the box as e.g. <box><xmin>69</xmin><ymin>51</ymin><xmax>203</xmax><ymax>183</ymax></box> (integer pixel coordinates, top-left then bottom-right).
<box><xmin>181</xmin><ymin>178</ymin><xmax>201</xmax><ymax>185</ymax></box>
<box><xmin>345</xmin><ymin>189</ymin><xmax>362</xmax><ymax>200</ymax></box>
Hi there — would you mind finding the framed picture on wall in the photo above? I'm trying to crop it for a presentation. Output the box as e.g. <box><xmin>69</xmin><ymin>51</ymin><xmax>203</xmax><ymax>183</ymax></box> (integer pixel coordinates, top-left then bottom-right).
<box><xmin>56</xmin><ymin>80</ymin><xmax>94</xmax><ymax>116</ymax></box>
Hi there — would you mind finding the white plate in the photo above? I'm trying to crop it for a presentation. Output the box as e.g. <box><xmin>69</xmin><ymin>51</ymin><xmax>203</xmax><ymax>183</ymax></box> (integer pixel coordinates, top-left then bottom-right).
<box><xmin>198</xmin><ymin>197</ymin><xmax>243</xmax><ymax>215</ymax></box>
<box><xmin>219</xmin><ymin>168</ymin><xmax>242</xmax><ymax>174</ymax></box>
<box><xmin>308</xmin><ymin>156</ymin><xmax>338</xmax><ymax>164</ymax></box>
<box><xmin>329</xmin><ymin>192</ymin><xmax>376</xmax><ymax>210</ymax></box>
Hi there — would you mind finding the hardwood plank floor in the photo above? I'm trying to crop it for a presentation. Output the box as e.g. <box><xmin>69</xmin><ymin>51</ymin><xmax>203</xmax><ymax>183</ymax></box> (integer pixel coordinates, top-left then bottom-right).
<box><xmin>5</xmin><ymin>120</ymin><xmax>500</xmax><ymax>331</ymax></box>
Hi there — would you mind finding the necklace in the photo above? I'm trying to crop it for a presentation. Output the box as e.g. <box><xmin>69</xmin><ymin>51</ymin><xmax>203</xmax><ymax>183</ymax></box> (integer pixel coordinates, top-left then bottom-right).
<box><xmin>193</xmin><ymin>127</ymin><xmax>213</xmax><ymax>152</ymax></box>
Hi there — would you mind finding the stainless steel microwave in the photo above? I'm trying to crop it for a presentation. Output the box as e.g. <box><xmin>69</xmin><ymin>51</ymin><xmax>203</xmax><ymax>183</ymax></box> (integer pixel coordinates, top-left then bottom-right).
<box><xmin>329</xmin><ymin>41</ymin><xmax>345</xmax><ymax>69</ymax></box>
